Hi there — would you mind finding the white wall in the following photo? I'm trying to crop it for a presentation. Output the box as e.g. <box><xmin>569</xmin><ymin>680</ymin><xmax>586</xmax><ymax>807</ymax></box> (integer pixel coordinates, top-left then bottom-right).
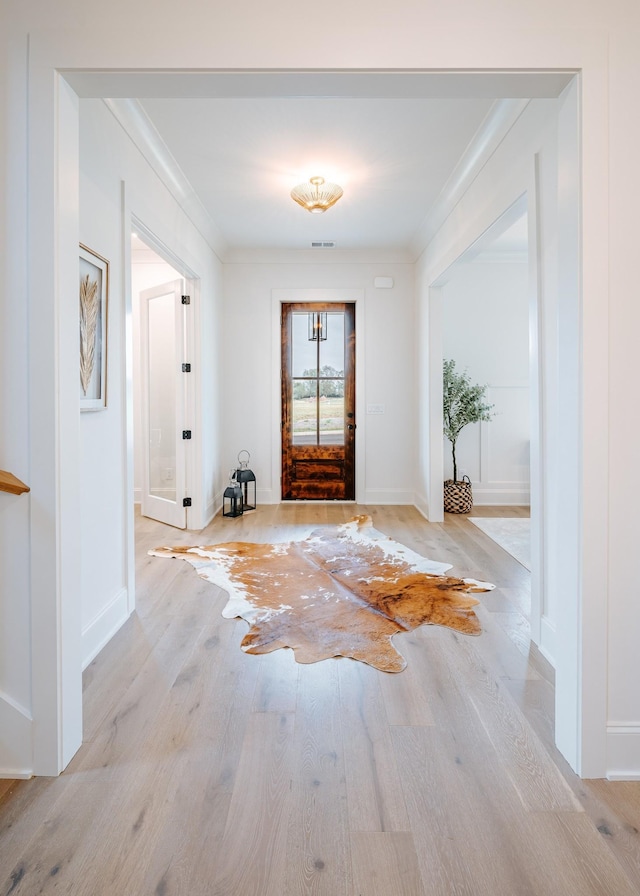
<box><xmin>222</xmin><ymin>256</ymin><xmax>415</xmax><ymax>505</ymax></box>
<box><xmin>442</xmin><ymin>260</ymin><xmax>529</xmax><ymax>504</ymax></box>
<box><xmin>78</xmin><ymin>98</ymin><xmax>223</xmax><ymax>671</ymax></box>
<box><xmin>78</xmin><ymin>107</ymin><xmax>129</xmax><ymax>670</ymax></box>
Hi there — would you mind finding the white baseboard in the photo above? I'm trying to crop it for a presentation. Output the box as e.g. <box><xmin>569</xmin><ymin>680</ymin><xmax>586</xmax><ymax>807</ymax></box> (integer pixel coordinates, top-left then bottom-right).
<box><xmin>82</xmin><ymin>587</ymin><xmax>131</xmax><ymax>670</ymax></box>
<box><xmin>538</xmin><ymin>615</ymin><xmax>556</xmax><ymax>668</ymax></box>
<box><xmin>0</xmin><ymin>692</ymin><xmax>33</xmax><ymax>778</ymax></box>
<box><xmin>362</xmin><ymin>488</ymin><xmax>415</xmax><ymax>505</ymax></box>
<box><xmin>239</xmin><ymin>487</ymin><xmax>277</xmax><ymax>506</ymax></box>
<box><xmin>256</xmin><ymin>488</ymin><xmax>275</xmax><ymax>505</ymax></box>
<box><xmin>472</xmin><ymin>486</ymin><xmax>531</xmax><ymax>505</ymax></box>
<box><xmin>214</xmin><ymin>487</ymin><xmax>416</xmax><ymax>509</ymax></box>
<box><xmin>414</xmin><ymin>491</ymin><xmax>430</xmax><ymax>520</ymax></box>
<box><xmin>202</xmin><ymin>487</ymin><xmax>522</xmax><ymax>513</ymax></box>
<box><xmin>606</xmin><ymin>725</ymin><xmax>640</xmax><ymax>779</ymax></box>
<box><xmin>204</xmin><ymin>496</ymin><xmax>217</xmax><ymax>527</ymax></box>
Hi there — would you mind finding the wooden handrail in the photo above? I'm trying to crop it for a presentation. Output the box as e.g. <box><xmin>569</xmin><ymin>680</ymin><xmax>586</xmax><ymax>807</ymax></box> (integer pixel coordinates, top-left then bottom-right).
<box><xmin>0</xmin><ymin>470</ymin><xmax>30</xmax><ymax>495</ymax></box>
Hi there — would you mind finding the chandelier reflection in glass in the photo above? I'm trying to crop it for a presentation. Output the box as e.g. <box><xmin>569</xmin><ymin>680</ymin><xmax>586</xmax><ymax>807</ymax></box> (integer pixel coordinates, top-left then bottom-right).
<box><xmin>290</xmin><ymin>176</ymin><xmax>343</xmax><ymax>214</ymax></box>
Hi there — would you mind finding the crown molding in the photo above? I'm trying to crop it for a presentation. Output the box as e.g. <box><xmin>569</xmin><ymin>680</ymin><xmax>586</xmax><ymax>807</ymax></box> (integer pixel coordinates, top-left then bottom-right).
<box><xmin>102</xmin><ymin>98</ymin><xmax>228</xmax><ymax>261</ymax></box>
<box><xmin>409</xmin><ymin>98</ymin><xmax>529</xmax><ymax>260</ymax></box>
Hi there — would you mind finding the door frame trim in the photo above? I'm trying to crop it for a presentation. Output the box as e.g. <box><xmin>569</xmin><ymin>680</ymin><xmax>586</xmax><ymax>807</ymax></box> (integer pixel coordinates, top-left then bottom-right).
<box><xmin>280</xmin><ymin>301</ymin><xmax>356</xmax><ymax>501</ymax></box>
<box><xmin>272</xmin><ymin>288</ymin><xmax>365</xmax><ymax>503</ymax></box>
<box><xmin>130</xmin><ymin>214</ymin><xmax>203</xmax><ymax>531</ymax></box>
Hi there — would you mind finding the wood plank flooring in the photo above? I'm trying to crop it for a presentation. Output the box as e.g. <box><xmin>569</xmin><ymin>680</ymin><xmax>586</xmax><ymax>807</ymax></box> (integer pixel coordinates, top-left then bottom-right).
<box><xmin>2</xmin><ymin>504</ymin><xmax>640</xmax><ymax>895</ymax></box>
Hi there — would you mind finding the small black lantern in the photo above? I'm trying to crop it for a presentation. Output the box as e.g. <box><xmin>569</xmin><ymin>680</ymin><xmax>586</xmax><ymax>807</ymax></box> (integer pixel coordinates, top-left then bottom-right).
<box><xmin>223</xmin><ymin>470</ymin><xmax>244</xmax><ymax>518</ymax></box>
<box><xmin>235</xmin><ymin>450</ymin><xmax>256</xmax><ymax>511</ymax></box>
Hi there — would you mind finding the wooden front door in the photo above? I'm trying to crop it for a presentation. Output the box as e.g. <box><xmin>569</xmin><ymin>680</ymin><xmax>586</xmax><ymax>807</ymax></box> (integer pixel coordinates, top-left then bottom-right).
<box><xmin>281</xmin><ymin>303</ymin><xmax>355</xmax><ymax>500</ymax></box>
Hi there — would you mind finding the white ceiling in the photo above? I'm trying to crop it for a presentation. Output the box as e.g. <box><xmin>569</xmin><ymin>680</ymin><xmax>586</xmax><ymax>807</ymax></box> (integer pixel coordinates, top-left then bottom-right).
<box><xmin>137</xmin><ymin>96</ymin><xmax>495</xmax><ymax>251</ymax></box>
<box><xmin>81</xmin><ymin>70</ymin><xmax>572</xmax><ymax>257</ymax></box>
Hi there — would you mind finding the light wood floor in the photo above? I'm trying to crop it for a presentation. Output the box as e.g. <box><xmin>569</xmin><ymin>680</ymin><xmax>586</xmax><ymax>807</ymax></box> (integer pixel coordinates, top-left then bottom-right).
<box><xmin>2</xmin><ymin>504</ymin><xmax>640</xmax><ymax>895</ymax></box>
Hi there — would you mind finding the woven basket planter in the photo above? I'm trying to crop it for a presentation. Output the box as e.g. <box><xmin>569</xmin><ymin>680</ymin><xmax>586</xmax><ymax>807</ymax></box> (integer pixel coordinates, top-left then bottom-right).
<box><xmin>443</xmin><ymin>476</ymin><xmax>473</xmax><ymax>514</ymax></box>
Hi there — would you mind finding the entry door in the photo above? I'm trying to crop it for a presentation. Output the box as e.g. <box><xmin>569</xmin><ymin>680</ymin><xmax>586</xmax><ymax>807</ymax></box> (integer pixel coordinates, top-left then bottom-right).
<box><xmin>281</xmin><ymin>302</ymin><xmax>355</xmax><ymax>500</ymax></box>
<box><xmin>140</xmin><ymin>279</ymin><xmax>187</xmax><ymax>528</ymax></box>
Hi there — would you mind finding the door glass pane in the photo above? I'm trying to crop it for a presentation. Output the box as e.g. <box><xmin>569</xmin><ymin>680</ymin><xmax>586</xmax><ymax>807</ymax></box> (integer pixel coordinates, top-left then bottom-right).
<box><xmin>148</xmin><ymin>292</ymin><xmax>176</xmax><ymax>501</ymax></box>
<box><xmin>290</xmin><ymin>310</ymin><xmax>346</xmax><ymax>447</ymax></box>
<box><xmin>319</xmin><ymin>313</ymin><xmax>345</xmax><ymax>376</ymax></box>
<box><xmin>292</xmin><ymin>385</ymin><xmax>317</xmax><ymax>445</ymax></box>
<box><xmin>291</xmin><ymin>313</ymin><xmax>318</xmax><ymax>377</ymax></box>
<box><xmin>319</xmin><ymin>381</ymin><xmax>344</xmax><ymax>445</ymax></box>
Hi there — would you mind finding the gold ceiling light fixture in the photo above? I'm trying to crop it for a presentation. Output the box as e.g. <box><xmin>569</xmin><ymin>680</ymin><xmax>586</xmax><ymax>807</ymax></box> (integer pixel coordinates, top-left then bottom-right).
<box><xmin>290</xmin><ymin>176</ymin><xmax>343</xmax><ymax>214</ymax></box>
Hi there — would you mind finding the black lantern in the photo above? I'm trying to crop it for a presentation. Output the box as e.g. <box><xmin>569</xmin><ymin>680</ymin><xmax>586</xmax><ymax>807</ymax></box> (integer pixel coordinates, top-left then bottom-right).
<box><xmin>223</xmin><ymin>470</ymin><xmax>244</xmax><ymax>518</ymax></box>
<box><xmin>235</xmin><ymin>450</ymin><xmax>256</xmax><ymax>511</ymax></box>
<box><xmin>308</xmin><ymin>311</ymin><xmax>327</xmax><ymax>341</ymax></box>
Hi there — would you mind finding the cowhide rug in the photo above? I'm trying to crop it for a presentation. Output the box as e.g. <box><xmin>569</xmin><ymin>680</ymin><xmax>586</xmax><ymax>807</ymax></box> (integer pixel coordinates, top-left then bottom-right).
<box><xmin>149</xmin><ymin>515</ymin><xmax>494</xmax><ymax>673</ymax></box>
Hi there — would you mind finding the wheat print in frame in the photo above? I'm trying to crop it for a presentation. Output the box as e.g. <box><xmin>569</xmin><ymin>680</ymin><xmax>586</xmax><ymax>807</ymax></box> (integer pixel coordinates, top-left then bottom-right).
<box><xmin>79</xmin><ymin>244</ymin><xmax>109</xmax><ymax>410</ymax></box>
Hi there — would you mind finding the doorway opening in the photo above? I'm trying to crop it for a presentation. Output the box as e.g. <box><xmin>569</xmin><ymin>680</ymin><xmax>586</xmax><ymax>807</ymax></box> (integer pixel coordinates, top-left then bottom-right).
<box><xmin>29</xmin><ymin>65</ymin><xmax>599</xmax><ymax>779</ymax></box>
<box><xmin>131</xmin><ymin>225</ymin><xmax>198</xmax><ymax>529</ymax></box>
<box><xmin>430</xmin><ymin>187</ymin><xmax>553</xmax><ymax>665</ymax></box>
<box><xmin>441</xmin><ymin>200</ymin><xmax>536</xmax><ymax>654</ymax></box>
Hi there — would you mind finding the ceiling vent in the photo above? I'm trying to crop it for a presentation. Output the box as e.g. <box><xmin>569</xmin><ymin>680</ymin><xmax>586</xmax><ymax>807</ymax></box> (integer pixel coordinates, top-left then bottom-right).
<box><xmin>311</xmin><ymin>241</ymin><xmax>336</xmax><ymax>249</ymax></box>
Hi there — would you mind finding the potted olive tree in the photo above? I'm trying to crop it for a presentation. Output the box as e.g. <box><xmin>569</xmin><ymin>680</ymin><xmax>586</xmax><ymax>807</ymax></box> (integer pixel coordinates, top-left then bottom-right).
<box><xmin>443</xmin><ymin>359</ymin><xmax>494</xmax><ymax>513</ymax></box>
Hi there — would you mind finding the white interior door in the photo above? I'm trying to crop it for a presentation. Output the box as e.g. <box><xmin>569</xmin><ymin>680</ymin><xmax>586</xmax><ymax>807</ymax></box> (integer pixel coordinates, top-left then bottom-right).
<box><xmin>140</xmin><ymin>279</ymin><xmax>187</xmax><ymax>528</ymax></box>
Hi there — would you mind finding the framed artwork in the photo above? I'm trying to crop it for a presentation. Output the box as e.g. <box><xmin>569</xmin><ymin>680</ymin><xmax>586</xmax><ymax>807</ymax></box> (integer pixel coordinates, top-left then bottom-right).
<box><xmin>79</xmin><ymin>243</ymin><xmax>109</xmax><ymax>411</ymax></box>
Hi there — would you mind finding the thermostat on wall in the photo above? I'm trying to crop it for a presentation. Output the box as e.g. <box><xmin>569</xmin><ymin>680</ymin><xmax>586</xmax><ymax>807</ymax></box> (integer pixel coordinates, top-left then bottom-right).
<box><xmin>374</xmin><ymin>276</ymin><xmax>394</xmax><ymax>289</ymax></box>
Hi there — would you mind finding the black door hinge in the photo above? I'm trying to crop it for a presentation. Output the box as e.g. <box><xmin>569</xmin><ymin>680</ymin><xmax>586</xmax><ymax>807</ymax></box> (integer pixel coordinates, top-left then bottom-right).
<box><xmin>182</xmin><ymin>363</ymin><xmax>191</xmax><ymax>372</ymax></box>
<box><xmin>181</xmin><ymin>295</ymin><xmax>191</xmax><ymax>305</ymax></box>
<box><xmin>182</xmin><ymin>430</ymin><xmax>192</xmax><ymax>440</ymax></box>
<box><xmin>183</xmin><ymin>497</ymin><xmax>192</xmax><ymax>507</ymax></box>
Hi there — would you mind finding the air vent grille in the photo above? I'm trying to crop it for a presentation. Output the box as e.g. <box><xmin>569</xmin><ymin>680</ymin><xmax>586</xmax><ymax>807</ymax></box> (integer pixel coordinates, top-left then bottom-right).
<box><xmin>311</xmin><ymin>241</ymin><xmax>336</xmax><ymax>249</ymax></box>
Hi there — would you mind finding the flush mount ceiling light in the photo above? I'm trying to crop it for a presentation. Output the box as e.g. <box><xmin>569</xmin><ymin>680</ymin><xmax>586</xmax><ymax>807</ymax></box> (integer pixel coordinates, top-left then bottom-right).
<box><xmin>290</xmin><ymin>176</ymin><xmax>343</xmax><ymax>214</ymax></box>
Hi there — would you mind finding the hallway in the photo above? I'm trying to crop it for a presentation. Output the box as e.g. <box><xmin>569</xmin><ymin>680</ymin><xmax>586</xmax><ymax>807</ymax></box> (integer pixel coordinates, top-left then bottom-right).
<box><xmin>1</xmin><ymin>505</ymin><xmax>639</xmax><ymax>895</ymax></box>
